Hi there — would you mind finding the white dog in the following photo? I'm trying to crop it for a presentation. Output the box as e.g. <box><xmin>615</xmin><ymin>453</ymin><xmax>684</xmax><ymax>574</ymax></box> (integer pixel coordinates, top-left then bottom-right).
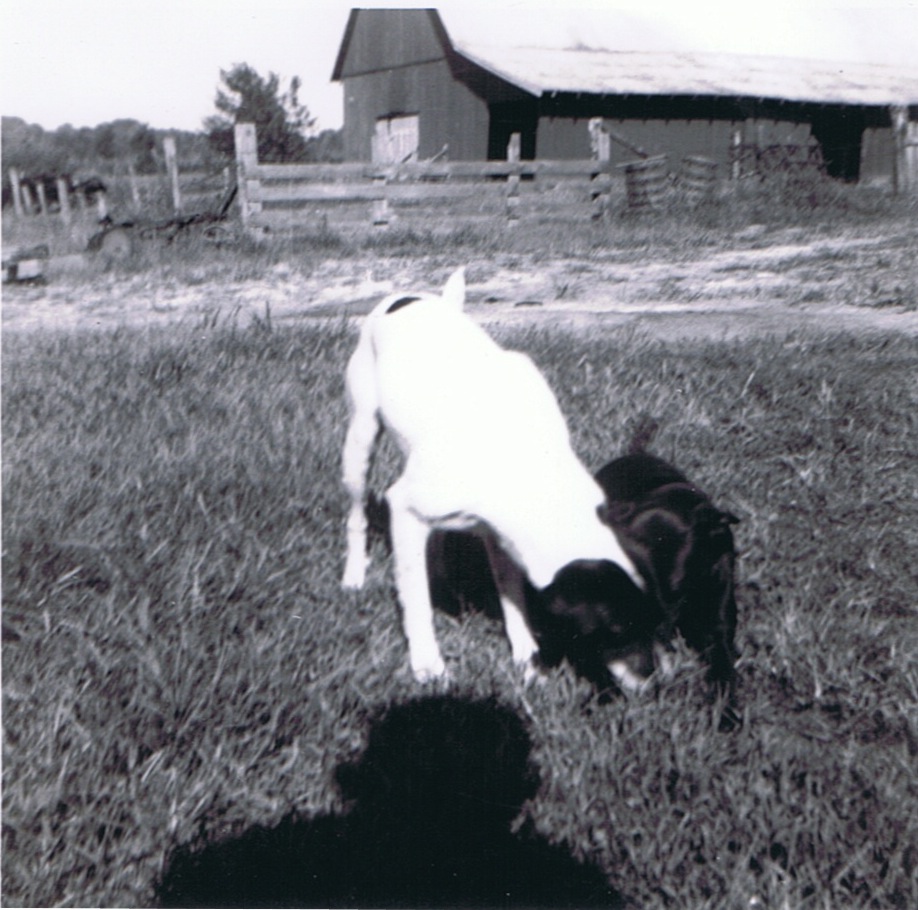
<box><xmin>341</xmin><ymin>268</ymin><xmax>643</xmax><ymax>682</ymax></box>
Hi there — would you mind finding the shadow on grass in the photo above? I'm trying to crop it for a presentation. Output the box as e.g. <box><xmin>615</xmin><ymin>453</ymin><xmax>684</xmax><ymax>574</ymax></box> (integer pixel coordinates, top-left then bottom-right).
<box><xmin>158</xmin><ymin>694</ymin><xmax>623</xmax><ymax>909</ymax></box>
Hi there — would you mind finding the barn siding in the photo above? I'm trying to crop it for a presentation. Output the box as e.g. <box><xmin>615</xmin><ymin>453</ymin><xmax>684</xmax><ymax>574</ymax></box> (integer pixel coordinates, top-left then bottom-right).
<box><xmin>342</xmin><ymin>60</ymin><xmax>490</xmax><ymax>161</ymax></box>
<box><xmin>334</xmin><ymin>9</ymin><xmax>446</xmax><ymax>79</ymax></box>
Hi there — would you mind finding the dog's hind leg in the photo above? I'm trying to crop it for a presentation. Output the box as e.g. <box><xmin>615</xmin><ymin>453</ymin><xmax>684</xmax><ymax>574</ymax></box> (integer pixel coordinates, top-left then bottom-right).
<box><xmin>387</xmin><ymin>478</ymin><xmax>447</xmax><ymax>682</ymax></box>
<box><xmin>341</xmin><ymin>335</ymin><xmax>380</xmax><ymax>590</ymax></box>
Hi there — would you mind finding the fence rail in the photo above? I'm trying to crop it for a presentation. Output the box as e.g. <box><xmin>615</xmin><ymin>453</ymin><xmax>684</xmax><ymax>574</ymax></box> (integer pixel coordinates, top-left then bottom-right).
<box><xmin>233</xmin><ymin>123</ymin><xmax>632</xmax><ymax>233</ymax></box>
<box><xmin>232</xmin><ymin>123</ymin><xmax>728</xmax><ymax>234</ymax></box>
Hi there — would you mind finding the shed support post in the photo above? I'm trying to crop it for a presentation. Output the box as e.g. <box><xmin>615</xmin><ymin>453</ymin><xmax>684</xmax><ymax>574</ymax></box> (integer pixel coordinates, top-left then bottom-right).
<box><xmin>891</xmin><ymin>105</ymin><xmax>915</xmax><ymax>196</ymax></box>
<box><xmin>234</xmin><ymin>123</ymin><xmax>263</xmax><ymax>231</ymax></box>
<box><xmin>506</xmin><ymin>132</ymin><xmax>521</xmax><ymax>223</ymax></box>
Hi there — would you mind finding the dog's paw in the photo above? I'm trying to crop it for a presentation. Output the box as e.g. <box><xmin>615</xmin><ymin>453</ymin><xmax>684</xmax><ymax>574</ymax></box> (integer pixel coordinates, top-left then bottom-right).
<box><xmin>410</xmin><ymin>654</ymin><xmax>447</xmax><ymax>683</ymax></box>
<box><xmin>518</xmin><ymin>655</ymin><xmax>545</xmax><ymax>687</ymax></box>
<box><xmin>341</xmin><ymin>561</ymin><xmax>367</xmax><ymax>590</ymax></box>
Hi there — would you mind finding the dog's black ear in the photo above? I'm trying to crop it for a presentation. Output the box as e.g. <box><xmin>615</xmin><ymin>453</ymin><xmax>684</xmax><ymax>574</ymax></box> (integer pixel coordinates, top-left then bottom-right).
<box><xmin>721</xmin><ymin>510</ymin><xmax>741</xmax><ymax>526</ymax></box>
<box><xmin>596</xmin><ymin>501</ymin><xmax>635</xmax><ymax>527</ymax></box>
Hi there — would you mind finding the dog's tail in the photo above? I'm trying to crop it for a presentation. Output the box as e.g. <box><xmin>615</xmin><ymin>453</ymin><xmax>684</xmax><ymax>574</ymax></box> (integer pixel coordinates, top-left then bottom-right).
<box><xmin>626</xmin><ymin>414</ymin><xmax>660</xmax><ymax>454</ymax></box>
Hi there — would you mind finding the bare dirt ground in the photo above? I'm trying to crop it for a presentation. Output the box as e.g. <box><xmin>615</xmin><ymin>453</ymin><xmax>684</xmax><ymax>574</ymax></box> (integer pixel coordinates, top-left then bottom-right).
<box><xmin>3</xmin><ymin>224</ymin><xmax>916</xmax><ymax>339</ymax></box>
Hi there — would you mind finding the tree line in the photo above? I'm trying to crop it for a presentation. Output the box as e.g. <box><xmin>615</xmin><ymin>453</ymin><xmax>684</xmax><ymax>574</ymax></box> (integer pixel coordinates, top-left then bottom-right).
<box><xmin>2</xmin><ymin>64</ymin><xmax>343</xmax><ymax>187</ymax></box>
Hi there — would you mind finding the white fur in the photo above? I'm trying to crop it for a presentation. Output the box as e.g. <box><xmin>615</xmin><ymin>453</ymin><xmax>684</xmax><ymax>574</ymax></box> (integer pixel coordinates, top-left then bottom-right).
<box><xmin>341</xmin><ymin>267</ymin><xmax>642</xmax><ymax>681</ymax></box>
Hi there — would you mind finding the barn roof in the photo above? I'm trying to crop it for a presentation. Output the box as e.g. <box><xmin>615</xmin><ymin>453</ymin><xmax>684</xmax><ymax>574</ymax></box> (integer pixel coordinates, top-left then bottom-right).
<box><xmin>334</xmin><ymin>8</ymin><xmax>918</xmax><ymax>107</ymax></box>
<box><xmin>455</xmin><ymin>42</ymin><xmax>918</xmax><ymax>107</ymax></box>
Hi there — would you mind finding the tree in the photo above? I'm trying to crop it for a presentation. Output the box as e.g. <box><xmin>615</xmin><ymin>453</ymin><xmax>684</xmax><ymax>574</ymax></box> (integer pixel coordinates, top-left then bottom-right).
<box><xmin>205</xmin><ymin>63</ymin><xmax>316</xmax><ymax>163</ymax></box>
<box><xmin>93</xmin><ymin>119</ymin><xmax>158</xmax><ymax>173</ymax></box>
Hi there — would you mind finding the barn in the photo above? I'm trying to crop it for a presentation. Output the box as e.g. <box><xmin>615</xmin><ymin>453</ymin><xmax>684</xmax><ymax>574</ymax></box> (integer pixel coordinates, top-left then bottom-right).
<box><xmin>332</xmin><ymin>8</ymin><xmax>918</xmax><ymax>186</ymax></box>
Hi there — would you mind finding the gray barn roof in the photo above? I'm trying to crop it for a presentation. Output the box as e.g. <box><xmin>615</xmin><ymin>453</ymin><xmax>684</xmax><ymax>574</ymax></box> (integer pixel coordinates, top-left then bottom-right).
<box><xmin>334</xmin><ymin>8</ymin><xmax>918</xmax><ymax>107</ymax></box>
<box><xmin>456</xmin><ymin>42</ymin><xmax>918</xmax><ymax>107</ymax></box>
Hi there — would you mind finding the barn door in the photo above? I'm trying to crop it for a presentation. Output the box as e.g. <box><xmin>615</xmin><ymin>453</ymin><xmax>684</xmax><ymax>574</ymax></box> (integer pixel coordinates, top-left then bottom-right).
<box><xmin>372</xmin><ymin>114</ymin><xmax>419</xmax><ymax>164</ymax></box>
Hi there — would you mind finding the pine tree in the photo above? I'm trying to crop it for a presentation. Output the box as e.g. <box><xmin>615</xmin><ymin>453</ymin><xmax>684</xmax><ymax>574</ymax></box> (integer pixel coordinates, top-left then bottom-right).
<box><xmin>205</xmin><ymin>64</ymin><xmax>316</xmax><ymax>163</ymax></box>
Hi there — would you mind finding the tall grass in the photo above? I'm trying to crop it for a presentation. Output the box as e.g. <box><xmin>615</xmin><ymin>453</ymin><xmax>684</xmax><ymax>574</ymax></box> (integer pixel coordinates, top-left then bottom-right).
<box><xmin>3</xmin><ymin>317</ymin><xmax>917</xmax><ymax>907</ymax></box>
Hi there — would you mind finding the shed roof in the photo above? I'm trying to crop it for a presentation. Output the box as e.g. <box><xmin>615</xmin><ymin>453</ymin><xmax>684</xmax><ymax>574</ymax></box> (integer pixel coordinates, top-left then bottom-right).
<box><xmin>455</xmin><ymin>42</ymin><xmax>918</xmax><ymax>107</ymax></box>
<box><xmin>334</xmin><ymin>8</ymin><xmax>918</xmax><ymax>108</ymax></box>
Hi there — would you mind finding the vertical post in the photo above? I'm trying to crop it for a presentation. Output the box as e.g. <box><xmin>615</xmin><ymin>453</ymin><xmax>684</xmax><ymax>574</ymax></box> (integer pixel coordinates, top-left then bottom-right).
<box><xmin>891</xmin><ymin>105</ymin><xmax>910</xmax><ymax>196</ymax></box>
<box><xmin>20</xmin><ymin>182</ymin><xmax>37</xmax><ymax>216</ymax></box>
<box><xmin>35</xmin><ymin>180</ymin><xmax>49</xmax><ymax>219</ymax></box>
<box><xmin>589</xmin><ymin>118</ymin><xmax>612</xmax><ymax>220</ymax></box>
<box><xmin>74</xmin><ymin>186</ymin><xmax>87</xmax><ymax>218</ymax></box>
<box><xmin>506</xmin><ymin>132</ymin><xmax>521</xmax><ymax>223</ymax></box>
<box><xmin>163</xmin><ymin>137</ymin><xmax>182</xmax><ymax>213</ymax></box>
<box><xmin>234</xmin><ymin>123</ymin><xmax>262</xmax><ymax>229</ymax></box>
<box><xmin>56</xmin><ymin>177</ymin><xmax>72</xmax><ymax>224</ymax></box>
<box><xmin>371</xmin><ymin>170</ymin><xmax>390</xmax><ymax>227</ymax></box>
<box><xmin>731</xmin><ymin>126</ymin><xmax>743</xmax><ymax>180</ymax></box>
<box><xmin>127</xmin><ymin>160</ymin><xmax>142</xmax><ymax>212</ymax></box>
<box><xmin>368</xmin><ymin>129</ymin><xmax>390</xmax><ymax>227</ymax></box>
<box><xmin>9</xmin><ymin>168</ymin><xmax>24</xmax><ymax>217</ymax></box>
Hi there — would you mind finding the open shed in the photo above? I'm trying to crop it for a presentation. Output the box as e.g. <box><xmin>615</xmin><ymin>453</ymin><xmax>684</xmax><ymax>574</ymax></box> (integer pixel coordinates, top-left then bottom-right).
<box><xmin>332</xmin><ymin>7</ymin><xmax>918</xmax><ymax>185</ymax></box>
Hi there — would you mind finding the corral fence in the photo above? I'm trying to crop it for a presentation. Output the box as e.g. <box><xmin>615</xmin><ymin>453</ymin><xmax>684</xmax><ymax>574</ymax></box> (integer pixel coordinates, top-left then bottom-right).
<box><xmin>4</xmin><ymin>136</ymin><xmax>232</xmax><ymax>227</ymax></box>
<box><xmin>232</xmin><ymin>123</ymin><xmax>721</xmax><ymax>235</ymax></box>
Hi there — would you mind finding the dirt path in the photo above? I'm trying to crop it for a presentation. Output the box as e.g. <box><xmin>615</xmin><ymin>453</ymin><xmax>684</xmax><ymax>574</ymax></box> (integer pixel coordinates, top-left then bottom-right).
<box><xmin>3</xmin><ymin>226</ymin><xmax>916</xmax><ymax>339</ymax></box>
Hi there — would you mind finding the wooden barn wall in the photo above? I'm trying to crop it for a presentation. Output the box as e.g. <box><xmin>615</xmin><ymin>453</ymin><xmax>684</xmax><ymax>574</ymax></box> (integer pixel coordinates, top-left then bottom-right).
<box><xmin>341</xmin><ymin>60</ymin><xmax>490</xmax><ymax>161</ymax></box>
<box><xmin>335</xmin><ymin>9</ymin><xmax>445</xmax><ymax>79</ymax></box>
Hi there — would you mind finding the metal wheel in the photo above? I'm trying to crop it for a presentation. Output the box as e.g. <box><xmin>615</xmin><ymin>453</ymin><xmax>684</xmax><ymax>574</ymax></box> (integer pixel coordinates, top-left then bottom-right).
<box><xmin>96</xmin><ymin>227</ymin><xmax>134</xmax><ymax>259</ymax></box>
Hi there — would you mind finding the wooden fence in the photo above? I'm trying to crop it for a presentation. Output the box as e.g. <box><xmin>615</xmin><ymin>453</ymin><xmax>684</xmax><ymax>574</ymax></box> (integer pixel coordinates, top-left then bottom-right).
<box><xmin>5</xmin><ymin>136</ymin><xmax>231</xmax><ymax>226</ymax></box>
<box><xmin>232</xmin><ymin>123</ymin><xmax>649</xmax><ymax>234</ymax></box>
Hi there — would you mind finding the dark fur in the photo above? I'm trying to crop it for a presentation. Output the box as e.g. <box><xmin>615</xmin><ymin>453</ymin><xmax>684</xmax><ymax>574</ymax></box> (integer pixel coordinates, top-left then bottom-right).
<box><xmin>595</xmin><ymin>452</ymin><xmax>740</xmax><ymax>727</ymax></box>
<box><xmin>425</xmin><ymin>451</ymin><xmax>740</xmax><ymax>726</ymax></box>
<box><xmin>425</xmin><ymin>536</ymin><xmax>661</xmax><ymax>701</ymax></box>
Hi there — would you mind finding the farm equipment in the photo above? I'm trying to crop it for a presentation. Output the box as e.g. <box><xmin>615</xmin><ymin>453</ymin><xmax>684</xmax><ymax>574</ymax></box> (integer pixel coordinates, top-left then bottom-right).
<box><xmin>86</xmin><ymin>182</ymin><xmax>238</xmax><ymax>257</ymax></box>
<box><xmin>2</xmin><ymin>244</ymin><xmax>50</xmax><ymax>284</ymax></box>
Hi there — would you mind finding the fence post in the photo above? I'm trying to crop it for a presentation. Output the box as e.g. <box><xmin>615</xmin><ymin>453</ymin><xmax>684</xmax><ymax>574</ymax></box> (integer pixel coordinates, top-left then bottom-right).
<box><xmin>35</xmin><ymin>180</ymin><xmax>50</xmax><ymax>219</ymax></box>
<box><xmin>163</xmin><ymin>136</ymin><xmax>182</xmax><ymax>213</ymax></box>
<box><xmin>234</xmin><ymin>123</ymin><xmax>263</xmax><ymax>229</ymax></box>
<box><xmin>589</xmin><ymin>118</ymin><xmax>612</xmax><ymax>220</ymax></box>
<box><xmin>731</xmin><ymin>127</ymin><xmax>743</xmax><ymax>180</ymax></box>
<box><xmin>125</xmin><ymin>160</ymin><xmax>141</xmax><ymax>212</ymax></box>
<box><xmin>506</xmin><ymin>132</ymin><xmax>521</xmax><ymax>223</ymax></box>
<box><xmin>371</xmin><ymin>168</ymin><xmax>391</xmax><ymax>227</ymax></box>
<box><xmin>9</xmin><ymin>168</ymin><xmax>24</xmax><ymax>217</ymax></box>
<box><xmin>20</xmin><ymin>182</ymin><xmax>37</xmax><ymax>215</ymax></box>
<box><xmin>56</xmin><ymin>177</ymin><xmax>72</xmax><ymax>224</ymax></box>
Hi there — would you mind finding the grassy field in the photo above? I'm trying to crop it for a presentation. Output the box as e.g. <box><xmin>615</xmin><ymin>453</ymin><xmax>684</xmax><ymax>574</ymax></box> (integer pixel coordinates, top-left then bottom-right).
<box><xmin>3</xmin><ymin>305</ymin><xmax>917</xmax><ymax>907</ymax></box>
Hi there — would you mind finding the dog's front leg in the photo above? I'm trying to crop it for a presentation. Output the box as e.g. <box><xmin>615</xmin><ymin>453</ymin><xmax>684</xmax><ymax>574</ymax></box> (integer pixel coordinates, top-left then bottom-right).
<box><xmin>387</xmin><ymin>480</ymin><xmax>447</xmax><ymax>682</ymax></box>
<box><xmin>481</xmin><ymin>534</ymin><xmax>540</xmax><ymax>677</ymax></box>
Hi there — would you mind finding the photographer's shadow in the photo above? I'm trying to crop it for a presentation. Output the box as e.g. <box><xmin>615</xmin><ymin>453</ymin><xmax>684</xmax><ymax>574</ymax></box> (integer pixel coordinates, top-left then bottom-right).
<box><xmin>158</xmin><ymin>694</ymin><xmax>623</xmax><ymax>908</ymax></box>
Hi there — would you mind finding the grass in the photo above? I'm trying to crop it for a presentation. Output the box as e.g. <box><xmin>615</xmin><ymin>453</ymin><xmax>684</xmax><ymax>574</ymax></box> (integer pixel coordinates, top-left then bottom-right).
<box><xmin>3</xmin><ymin>312</ymin><xmax>917</xmax><ymax>908</ymax></box>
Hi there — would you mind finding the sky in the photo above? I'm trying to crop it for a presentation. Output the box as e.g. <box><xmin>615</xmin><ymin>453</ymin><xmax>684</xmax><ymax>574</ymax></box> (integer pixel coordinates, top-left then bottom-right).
<box><xmin>2</xmin><ymin>0</ymin><xmax>916</xmax><ymax>134</ymax></box>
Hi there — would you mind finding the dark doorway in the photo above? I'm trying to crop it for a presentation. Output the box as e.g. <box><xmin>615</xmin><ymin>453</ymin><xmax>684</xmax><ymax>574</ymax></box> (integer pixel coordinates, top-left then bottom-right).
<box><xmin>810</xmin><ymin>107</ymin><xmax>866</xmax><ymax>181</ymax></box>
<box><xmin>488</xmin><ymin>100</ymin><xmax>538</xmax><ymax>159</ymax></box>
